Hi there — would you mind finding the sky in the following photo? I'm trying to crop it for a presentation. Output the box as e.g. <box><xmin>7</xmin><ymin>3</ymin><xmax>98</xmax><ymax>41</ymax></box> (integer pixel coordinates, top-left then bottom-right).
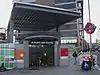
<box><xmin>0</xmin><ymin>0</ymin><xmax>12</xmax><ymax>29</ymax></box>
<box><xmin>0</xmin><ymin>0</ymin><xmax>99</xmax><ymax>43</ymax></box>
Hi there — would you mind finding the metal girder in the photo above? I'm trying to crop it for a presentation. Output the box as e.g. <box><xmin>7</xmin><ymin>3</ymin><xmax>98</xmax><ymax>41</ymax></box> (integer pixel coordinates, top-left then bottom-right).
<box><xmin>61</xmin><ymin>31</ymin><xmax>77</xmax><ymax>37</ymax></box>
<box><xmin>14</xmin><ymin>23</ymin><xmax>57</xmax><ymax>27</ymax></box>
<box><xmin>15</xmin><ymin>31</ymin><xmax>61</xmax><ymax>41</ymax></box>
<box><xmin>13</xmin><ymin>19</ymin><xmax>52</xmax><ymax>24</ymax></box>
<box><xmin>14</xmin><ymin>24</ymin><xmax>53</xmax><ymax>28</ymax></box>
<box><xmin>14</xmin><ymin>26</ymin><xmax>53</xmax><ymax>31</ymax></box>
<box><xmin>14</xmin><ymin>27</ymin><xmax>50</xmax><ymax>31</ymax></box>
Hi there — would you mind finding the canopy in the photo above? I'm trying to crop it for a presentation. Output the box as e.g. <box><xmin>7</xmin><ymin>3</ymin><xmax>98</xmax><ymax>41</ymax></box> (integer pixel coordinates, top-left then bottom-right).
<box><xmin>8</xmin><ymin>2</ymin><xmax>80</xmax><ymax>31</ymax></box>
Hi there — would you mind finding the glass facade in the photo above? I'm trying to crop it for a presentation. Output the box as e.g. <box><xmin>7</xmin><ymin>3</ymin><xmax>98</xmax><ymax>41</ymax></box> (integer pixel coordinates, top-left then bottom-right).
<box><xmin>0</xmin><ymin>43</ymin><xmax>14</xmax><ymax>69</ymax></box>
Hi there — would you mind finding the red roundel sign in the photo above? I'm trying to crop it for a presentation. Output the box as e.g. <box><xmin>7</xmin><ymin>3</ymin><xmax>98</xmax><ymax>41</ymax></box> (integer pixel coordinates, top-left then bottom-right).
<box><xmin>84</xmin><ymin>22</ymin><xmax>96</xmax><ymax>34</ymax></box>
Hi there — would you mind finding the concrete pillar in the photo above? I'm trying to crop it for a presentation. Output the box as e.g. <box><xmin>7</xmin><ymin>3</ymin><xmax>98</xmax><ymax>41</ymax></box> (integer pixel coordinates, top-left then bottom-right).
<box><xmin>7</xmin><ymin>29</ymin><xmax>10</xmax><ymax>42</ymax></box>
<box><xmin>7</xmin><ymin>20</ymin><xmax>14</xmax><ymax>43</ymax></box>
<box><xmin>24</xmin><ymin>40</ymin><xmax>29</xmax><ymax>69</ymax></box>
<box><xmin>54</xmin><ymin>41</ymin><xmax>60</xmax><ymax>66</ymax></box>
<box><xmin>54</xmin><ymin>27</ymin><xmax>60</xmax><ymax>66</ymax></box>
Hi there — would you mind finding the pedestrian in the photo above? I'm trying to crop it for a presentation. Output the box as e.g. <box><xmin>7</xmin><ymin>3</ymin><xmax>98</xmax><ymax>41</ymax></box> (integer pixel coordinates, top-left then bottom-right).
<box><xmin>72</xmin><ymin>51</ymin><xmax>78</xmax><ymax>65</ymax></box>
<box><xmin>92</xmin><ymin>50</ymin><xmax>100</xmax><ymax>70</ymax></box>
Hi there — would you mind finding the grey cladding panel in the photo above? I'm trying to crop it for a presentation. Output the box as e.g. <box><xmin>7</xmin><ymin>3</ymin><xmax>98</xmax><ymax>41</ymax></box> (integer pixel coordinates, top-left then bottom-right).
<box><xmin>56</xmin><ymin>0</ymin><xmax>76</xmax><ymax>3</ymax></box>
<box><xmin>60</xmin><ymin>24</ymin><xmax>77</xmax><ymax>30</ymax></box>
<box><xmin>61</xmin><ymin>31</ymin><xmax>77</xmax><ymax>37</ymax></box>
<box><xmin>55</xmin><ymin>3</ymin><xmax>76</xmax><ymax>9</ymax></box>
<box><xmin>36</xmin><ymin>0</ymin><xmax>55</xmax><ymax>6</ymax></box>
<box><xmin>15</xmin><ymin>44</ymin><xmax>24</xmax><ymax>50</ymax></box>
<box><xmin>71</xmin><ymin>20</ymin><xmax>77</xmax><ymax>22</ymax></box>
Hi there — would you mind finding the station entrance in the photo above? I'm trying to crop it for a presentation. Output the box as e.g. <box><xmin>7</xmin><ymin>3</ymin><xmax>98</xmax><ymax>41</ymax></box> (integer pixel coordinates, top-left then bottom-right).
<box><xmin>29</xmin><ymin>41</ymin><xmax>55</xmax><ymax>67</ymax></box>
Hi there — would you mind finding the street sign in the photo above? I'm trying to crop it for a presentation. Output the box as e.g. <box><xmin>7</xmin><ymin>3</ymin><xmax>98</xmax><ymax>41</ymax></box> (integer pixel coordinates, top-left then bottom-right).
<box><xmin>84</xmin><ymin>22</ymin><xmax>96</xmax><ymax>34</ymax></box>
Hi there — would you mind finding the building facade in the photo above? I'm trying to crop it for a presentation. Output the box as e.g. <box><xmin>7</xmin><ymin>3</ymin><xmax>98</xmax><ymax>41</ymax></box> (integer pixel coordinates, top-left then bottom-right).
<box><xmin>55</xmin><ymin>0</ymin><xmax>83</xmax><ymax>45</ymax></box>
<box><xmin>6</xmin><ymin>0</ymin><xmax>82</xmax><ymax>68</ymax></box>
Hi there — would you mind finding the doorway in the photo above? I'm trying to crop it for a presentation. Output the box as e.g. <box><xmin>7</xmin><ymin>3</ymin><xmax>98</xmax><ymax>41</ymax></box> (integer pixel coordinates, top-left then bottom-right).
<box><xmin>29</xmin><ymin>43</ymin><xmax>54</xmax><ymax>67</ymax></box>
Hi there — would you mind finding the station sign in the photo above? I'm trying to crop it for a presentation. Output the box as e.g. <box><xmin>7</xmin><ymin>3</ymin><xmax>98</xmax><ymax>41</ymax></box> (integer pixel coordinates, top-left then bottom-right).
<box><xmin>84</xmin><ymin>22</ymin><xmax>96</xmax><ymax>34</ymax></box>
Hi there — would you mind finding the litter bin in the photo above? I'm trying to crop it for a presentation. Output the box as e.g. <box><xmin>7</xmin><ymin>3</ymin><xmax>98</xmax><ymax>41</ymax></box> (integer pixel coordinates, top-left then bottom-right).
<box><xmin>81</xmin><ymin>60</ymin><xmax>91</xmax><ymax>71</ymax></box>
<box><xmin>81</xmin><ymin>56</ymin><xmax>92</xmax><ymax>71</ymax></box>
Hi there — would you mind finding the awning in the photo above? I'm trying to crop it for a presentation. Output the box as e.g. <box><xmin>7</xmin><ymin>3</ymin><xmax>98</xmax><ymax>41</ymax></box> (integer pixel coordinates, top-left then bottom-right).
<box><xmin>9</xmin><ymin>2</ymin><xmax>80</xmax><ymax>31</ymax></box>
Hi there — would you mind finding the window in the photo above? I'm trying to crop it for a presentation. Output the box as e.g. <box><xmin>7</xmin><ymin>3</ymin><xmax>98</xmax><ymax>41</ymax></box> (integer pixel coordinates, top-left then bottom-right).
<box><xmin>56</xmin><ymin>0</ymin><xmax>76</xmax><ymax>3</ymax></box>
<box><xmin>56</xmin><ymin>3</ymin><xmax>76</xmax><ymax>9</ymax></box>
<box><xmin>78</xmin><ymin>3</ymin><xmax>81</xmax><ymax>7</ymax></box>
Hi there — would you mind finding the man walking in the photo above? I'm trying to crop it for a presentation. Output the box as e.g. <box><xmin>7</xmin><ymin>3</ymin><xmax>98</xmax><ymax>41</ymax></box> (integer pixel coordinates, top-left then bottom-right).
<box><xmin>72</xmin><ymin>51</ymin><xmax>78</xmax><ymax>65</ymax></box>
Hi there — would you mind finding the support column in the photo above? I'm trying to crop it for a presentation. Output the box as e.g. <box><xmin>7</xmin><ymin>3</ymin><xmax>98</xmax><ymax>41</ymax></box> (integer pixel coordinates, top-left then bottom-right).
<box><xmin>7</xmin><ymin>20</ymin><xmax>14</xmax><ymax>43</ymax></box>
<box><xmin>54</xmin><ymin>41</ymin><xmax>59</xmax><ymax>66</ymax></box>
<box><xmin>54</xmin><ymin>27</ymin><xmax>60</xmax><ymax>66</ymax></box>
<box><xmin>7</xmin><ymin>29</ymin><xmax>10</xmax><ymax>42</ymax></box>
<box><xmin>24</xmin><ymin>40</ymin><xmax>29</xmax><ymax>69</ymax></box>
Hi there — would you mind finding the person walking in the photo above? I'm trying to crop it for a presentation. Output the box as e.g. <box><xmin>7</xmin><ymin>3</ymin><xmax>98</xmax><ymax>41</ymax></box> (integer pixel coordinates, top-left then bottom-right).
<box><xmin>72</xmin><ymin>51</ymin><xmax>78</xmax><ymax>65</ymax></box>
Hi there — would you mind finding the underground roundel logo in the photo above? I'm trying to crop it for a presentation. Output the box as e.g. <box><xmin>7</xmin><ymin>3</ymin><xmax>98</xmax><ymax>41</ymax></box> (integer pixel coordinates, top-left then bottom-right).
<box><xmin>84</xmin><ymin>22</ymin><xmax>96</xmax><ymax>34</ymax></box>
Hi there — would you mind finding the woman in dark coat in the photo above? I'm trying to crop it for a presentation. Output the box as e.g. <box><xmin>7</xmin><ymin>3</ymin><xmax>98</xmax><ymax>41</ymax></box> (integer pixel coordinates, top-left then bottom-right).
<box><xmin>72</xmin><ymin>51</ymin><xmax>78</xmax><ymax>64</ymax></box>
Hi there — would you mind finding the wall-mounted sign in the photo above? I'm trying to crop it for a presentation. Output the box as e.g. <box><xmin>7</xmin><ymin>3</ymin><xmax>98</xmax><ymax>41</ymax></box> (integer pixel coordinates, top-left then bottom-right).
<box><xmin>60</xmin><ymin>48</ymin><xmax>68</xmax><ymax>56</ymax></box>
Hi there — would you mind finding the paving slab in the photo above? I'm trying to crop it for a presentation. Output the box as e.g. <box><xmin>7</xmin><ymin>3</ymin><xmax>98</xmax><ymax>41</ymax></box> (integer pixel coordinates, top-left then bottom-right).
<box><xmin>0</xmin><ymin>65</ymin><xmax>100</xmax><ymax>75</ymax></box>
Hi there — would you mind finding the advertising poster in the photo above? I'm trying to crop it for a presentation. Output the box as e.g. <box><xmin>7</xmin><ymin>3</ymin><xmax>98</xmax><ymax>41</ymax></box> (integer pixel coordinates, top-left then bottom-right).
<box><xmin>0</xmin><ymin>43</ymin><xmax>14</xmax><ymax>69</ymax></box>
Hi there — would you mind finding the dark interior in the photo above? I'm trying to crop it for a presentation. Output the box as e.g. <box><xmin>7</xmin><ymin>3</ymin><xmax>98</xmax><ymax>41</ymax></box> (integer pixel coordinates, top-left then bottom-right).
<box><xmin>29</xmin><ymin>44</ymin><xmax>54</xmax><ymax>67</ymax></box>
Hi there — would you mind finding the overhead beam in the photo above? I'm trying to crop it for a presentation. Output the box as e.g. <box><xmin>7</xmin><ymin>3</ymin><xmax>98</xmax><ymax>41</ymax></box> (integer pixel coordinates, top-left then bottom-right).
<box><xmin>14</xmin><ymin>27</ymin><xmax>50</xmax><ymax>31</ymax></box>
<box><xmin>13</xmin><ymin>19</ymin><xmax>57</xmax><ymax>23</ymax></box>
<box><xmin>14</xmin><ymin>23</ymin><xmax>56</xmax><ymax>27</ymax></box>
<box><xmin>14</xmin><ymin>31</ymin><xmax>62</xmax><ymax>35</ymax></box>
<box><xmin>14</xmin><ymin>25</ymin><xmax>54</xmax><ymax>29</ymax></box>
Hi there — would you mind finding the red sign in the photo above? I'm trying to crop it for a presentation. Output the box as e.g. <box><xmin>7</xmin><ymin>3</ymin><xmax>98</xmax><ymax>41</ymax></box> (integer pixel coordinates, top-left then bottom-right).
<box><xmin>60</xmin><ymin>48</ymin><xmax>68</xmax><ymax>56</ymax></box>
<box><xmin>84</xmin><ymin>22</ymin><xmax>96</xmax><ymax>34</ymax></box>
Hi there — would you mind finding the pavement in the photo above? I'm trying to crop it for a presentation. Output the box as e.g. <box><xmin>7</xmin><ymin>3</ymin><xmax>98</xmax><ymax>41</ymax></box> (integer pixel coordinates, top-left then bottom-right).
<box><xmin>0</xmin><ymin>55</ymin><xmax>100</xmax><ymax>75</ymax></box>
<box><xmin>0</xmin><ymin>63</ymin><xmax>100</xmax><ymax>75</ymax></box>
